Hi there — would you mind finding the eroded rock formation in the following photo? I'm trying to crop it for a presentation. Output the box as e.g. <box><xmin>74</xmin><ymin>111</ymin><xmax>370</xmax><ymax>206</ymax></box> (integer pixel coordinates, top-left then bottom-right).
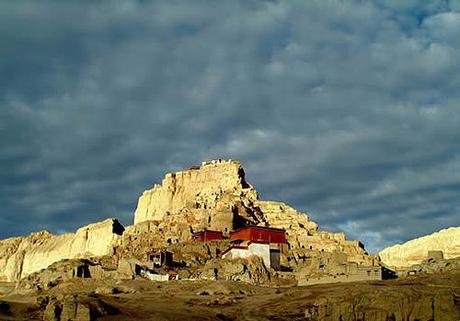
<box><xmin>0</xmin><ymin>219</ymin><xmax>124</xmax><ymax>282</ymax></box>
<box><xmin>379</xmin><ymin>227</ymin><xmax>460</xmax><ymax>268</ymax></box>
<box><xmin>130</xmin><ymin>160</ymin><xmax>375</xmax><ymax>269</ymax></box>
<box><xmin>134</xmin><ymin>160</ymin><xmax>259</xmax><ymax>231</ymax></box>
<box><xmin>303</xmin><ymin>287</ymin><xmax>460</xmax><ymax>321</ymax></box>
<box><xmin>1</xmin><ymin>159</ymin><xmax>376</xmax><ymax>282</ymax></box>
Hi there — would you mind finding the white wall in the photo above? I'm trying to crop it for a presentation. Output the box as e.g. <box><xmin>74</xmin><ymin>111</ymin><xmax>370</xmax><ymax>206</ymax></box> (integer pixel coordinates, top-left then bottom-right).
<box><xmin>223</xmin><ymin>243</ymin><xmax>276</xmax><ymax>269</ymax></box>
<box><xmin>248</xmin><ymin>243</ymin><xmax>271</xmax><ymax>268</ymax></box>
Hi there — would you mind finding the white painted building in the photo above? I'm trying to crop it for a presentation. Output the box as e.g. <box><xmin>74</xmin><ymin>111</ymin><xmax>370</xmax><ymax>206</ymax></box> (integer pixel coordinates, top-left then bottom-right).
<box><xmin>222</xmin><ymin>242</ymin><xmax>281</xmax><ymax>270</ymax></box>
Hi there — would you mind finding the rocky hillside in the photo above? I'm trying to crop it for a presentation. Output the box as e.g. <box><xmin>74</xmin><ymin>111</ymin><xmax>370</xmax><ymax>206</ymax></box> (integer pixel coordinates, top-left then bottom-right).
<box><xmin>132</xmin><ymin>159</ymin><xmax>373</xmax><ymax>263</ymax></box>
<box><xmin>0</xmin><ymin>219</ymin><xmax>124</xmax><ymax>282</ymax></box>
<box><xmin>379</xmin><ymin>227</ymin><xmax>460</xmax><ymax>268</ymax></box>
<box><xmin>0</xmin><ymin>159</ymin><xmax>375</xmax><ymax>282</ymax></box>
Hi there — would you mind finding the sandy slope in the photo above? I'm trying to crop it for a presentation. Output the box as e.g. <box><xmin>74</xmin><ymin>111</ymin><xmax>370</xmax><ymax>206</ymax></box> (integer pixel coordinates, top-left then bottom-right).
<box><xmin>1</xmin><ymin>268</ymin><xmax>459</xmax><ymax>321</ymax></box>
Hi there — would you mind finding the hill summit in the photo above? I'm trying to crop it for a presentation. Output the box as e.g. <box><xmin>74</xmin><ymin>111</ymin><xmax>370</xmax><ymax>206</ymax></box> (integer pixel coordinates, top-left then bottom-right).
<box><xmin>132</xmin><ymin>159</ymin><xmax>367</xmax><ymax>257</ymax></box>
<box><xmin>0</xmin><ymin>159</ymin><xmax>375</xmax><ymax>282</ymax></box>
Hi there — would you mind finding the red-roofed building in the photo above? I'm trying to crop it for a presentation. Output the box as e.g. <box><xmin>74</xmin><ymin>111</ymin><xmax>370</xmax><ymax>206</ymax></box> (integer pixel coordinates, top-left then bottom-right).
<box><xmin>230</xmin><ymin>226</ymin><xmax>287</xmax><ymax>244</ymax></box>
<box><xmin>222</xmin><ymin>226</ymin><xmax>287</xmax><ymax>270</ymax></box>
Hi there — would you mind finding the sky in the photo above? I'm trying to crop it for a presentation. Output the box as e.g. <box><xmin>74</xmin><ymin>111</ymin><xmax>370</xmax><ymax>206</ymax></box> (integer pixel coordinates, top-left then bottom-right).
<box><xmin>1</xmin><ymin>0</ymin><xmax>460</xmax><ymax>253</ymax></box>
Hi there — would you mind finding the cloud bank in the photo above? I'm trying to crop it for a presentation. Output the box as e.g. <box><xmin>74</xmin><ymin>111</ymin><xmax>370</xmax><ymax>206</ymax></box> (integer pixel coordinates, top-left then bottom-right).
<box><xmin>1</xmin><ymin>0</ymin><xmax>460</xmax><ymax>252</ymax></box>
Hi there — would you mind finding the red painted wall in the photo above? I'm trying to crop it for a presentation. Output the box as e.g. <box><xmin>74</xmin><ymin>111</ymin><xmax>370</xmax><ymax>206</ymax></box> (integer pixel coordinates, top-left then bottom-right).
<box><xmin>195</xmin><ymin>230</ymin><xmax>224</xmax><ymax>242</ymax></box>
<box><xmin>230</xmin><ymin>228</ymin><xmax>252</xmax><ymax>241</ymax></box>
<box><xmin>230</xmin><ymin>227</ymin><xmax>287</xmax><ymax>244</ymax></box>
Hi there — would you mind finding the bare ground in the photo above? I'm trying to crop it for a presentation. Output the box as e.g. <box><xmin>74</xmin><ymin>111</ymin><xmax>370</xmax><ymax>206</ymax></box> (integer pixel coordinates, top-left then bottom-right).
<box><xmin>1</xmin><ymin>270</ymin><xmax>459</xmax><ymax>321</ymax></box>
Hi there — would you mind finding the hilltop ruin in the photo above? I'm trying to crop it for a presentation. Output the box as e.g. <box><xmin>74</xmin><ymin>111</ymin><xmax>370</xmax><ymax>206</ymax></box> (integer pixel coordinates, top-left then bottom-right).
<box><xmin>0</xmin><ymin>159</ymin><xmax>380</xmax><ymax>285</ymax></box>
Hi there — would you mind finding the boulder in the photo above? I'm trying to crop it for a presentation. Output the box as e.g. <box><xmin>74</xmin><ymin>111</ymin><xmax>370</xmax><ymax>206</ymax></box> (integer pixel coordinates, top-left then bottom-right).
<box><xmin>43</xmin><ymin>295</ymin><xmax>118</xmax><ymax>321</ymax></box>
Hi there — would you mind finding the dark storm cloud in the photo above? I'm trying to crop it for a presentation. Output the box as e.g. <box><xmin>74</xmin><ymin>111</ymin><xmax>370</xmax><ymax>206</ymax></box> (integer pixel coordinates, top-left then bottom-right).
<box><xmin>1</xmin><ymin>0</ymin><xmax>460</xmax><ymax>252</ymax></box>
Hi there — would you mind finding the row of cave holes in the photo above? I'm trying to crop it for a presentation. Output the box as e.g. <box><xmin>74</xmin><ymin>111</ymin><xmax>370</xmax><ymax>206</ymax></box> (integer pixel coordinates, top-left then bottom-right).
<box><xmin>287</xmin><ymin>230</ymin><xmax>319</xmax><ymax>251</ymax></box>
<box><xmin>298</xmin><ymin>244</ymin><xmax>315</xmax><ymax>250</ymax></box>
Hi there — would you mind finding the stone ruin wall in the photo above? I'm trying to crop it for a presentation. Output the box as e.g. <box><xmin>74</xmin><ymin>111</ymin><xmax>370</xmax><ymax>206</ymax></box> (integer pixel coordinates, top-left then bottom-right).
<box><xmin>295</xmin><ymin>266</ymin><xmax>382</xmax><ymax>286</ymax></box>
